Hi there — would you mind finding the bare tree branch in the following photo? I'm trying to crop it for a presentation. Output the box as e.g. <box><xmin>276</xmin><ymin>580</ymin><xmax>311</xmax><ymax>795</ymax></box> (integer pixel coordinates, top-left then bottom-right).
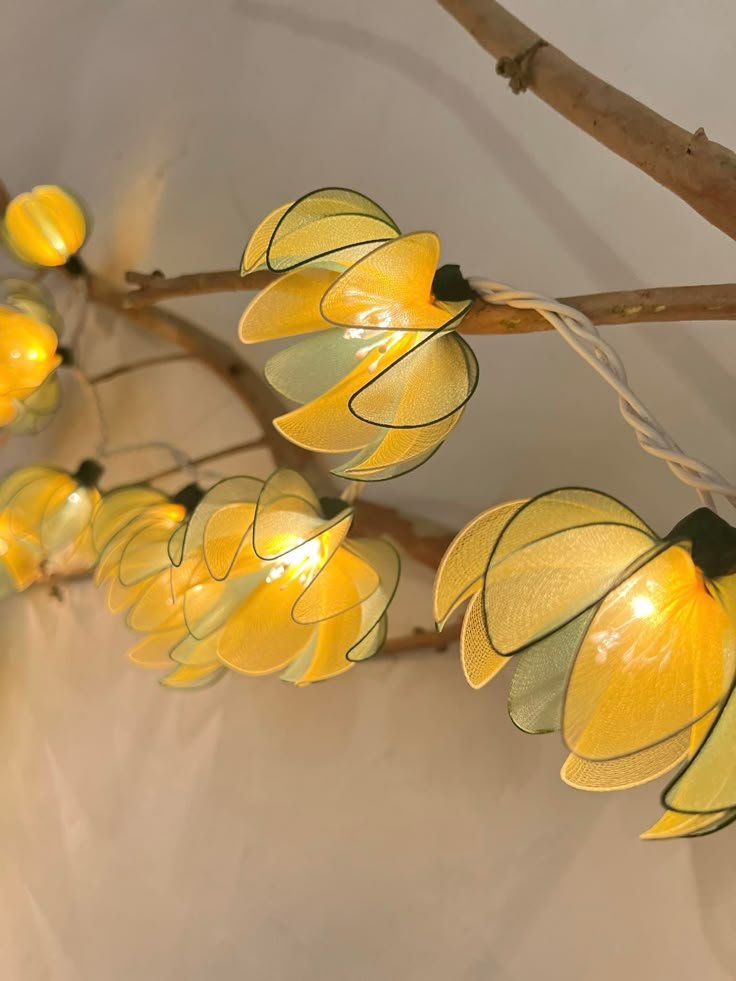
<box><xmin>380</xmin><ymin>622</ymin><xmax>461</xmax><ymax>655</ymax></box>
<box><xmin>123</xmin><ymin>268</ymin><xmax>275</xmax><ymax>307</ymax></box>
<box><xmin>121</xmin><ymin>269</ymin><xmax>736</xmax><ymax>332</ymax></box>
<box><xmin>435</xmin><ymin>0</ymin><xmax>736</xmax><ymax>241</ymax></box>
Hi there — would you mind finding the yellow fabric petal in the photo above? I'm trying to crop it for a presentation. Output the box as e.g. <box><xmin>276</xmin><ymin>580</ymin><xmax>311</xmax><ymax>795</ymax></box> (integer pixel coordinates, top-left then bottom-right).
<box><xmin>118</xmin><ymin>522</ymin><xmax>182</xmax><ymax>586</ymax></box>
<box><xmin>460</xmin><ymin>590</ymin><xmax>509</xmax><ymax>690</ymax></box>
<box><xmin>266</xmin><ymin>188</ymin><xmax>398</xmax><ymax>271</ymax></box>
<box><xmin>105</xmin><ymin>573</ymin><xmax>150</xmax><ymax>615</ymax></box>
<box><xmin>640</xmin><ymin>809</ymin><xmax>734</xmax><ymax>840</ymax></box>
<box><xmin>321</xmin><ymin>232</ymin><xmax>451</xmax><ymax>332</ymax></box>
<box><xmin>253</xmin><ymin>470</ymin><xmax>353</xmax><ymax>561</ymax></box>
<box><xmin>160</xmin><ymin>662</ymin><xmax>226</xmax><ymax>690</ymax></box>
<box><xmin>217</xmin><ymin>577</ymin><xmax>316</xmax><ymax>675</ymax></box>
<box><xmin>241</xmin><ymin>201</ymin><xmax>293</xmax><ymax>273</ymax></box>
<box><xmin>127</xmin><ymin>569</ymin><xmax>184</xmax><ymax>633</ymax></box>
<box><xmin>0</xmin><ymin>512</ymin><xmax>41</xmax><ymax>592</ymax></box>
<box><xmin>660</xmin><ymin>577</ymin><xmax>736</xmax><ymax>814</ymax></box>
<box><xmin>128</xmin><ymin>629</ymin><xmax>184</xmax><ymax>668</ymax></box>
<box><xmin>484</xmin><ymin>524</ymin><xmax>661</xmax><ymax>655</ymax></box>
<box><xmin>434</xmin><ymin>500</ymin><xmax>527</xmax><ymax>629</ymax></box>
<box><xmin>203</xmin><ymin>502</ymin><xmax>258</xmax><ymax>579</ymax></box>
<box><xmin>40</xmin><ymin>484</ymin><xmax>99</xmax><ymax>556</ymax></box>
<box><xmin>292</xmin><ymin>545</ymin><xmax>379</xmax><ymax>624</ymax></box>
<box><xmin>239</xmin><ymin>267</ymin><xmax>340</xmax><ymax>343</ymax></box>
<box><xmin>91</xmin><ymin>486</ymin><xmax>170</xmax><ymax>552</ymax></box>
<box><xmin>174</xmin><ymin>476</ymin><xmax>261</xmax><ymax>567</ymax></box>
<box><xmin>291</xmin><ymin>606</ymin><xmax>362</xmax><ymax>685</ymax></box>
<box><xmin>349</xmin><ymin>331</ymin><xmax>477</xmax><ymax>429</ymax></box>
<box><xmin>343</xmin><ymin>617</ymin><xmax>387</xmax><ymax>664</ymax></box>
<box><xmin>170</xmin><ymin>631</ymin><xmax>222</xmax><ymax>667</ymax></box>
<box><xmin>272</xmin><ymin>343</ymin><xmax>415</xmax><ymax>453</ymax></box>
<box><xmin>560</xmin><ymin>730</ymin><xmax>690</xmax><ymax>792</ymax></box>
<box><xmin>563</xmin><ymin>547</ymin><xmax>736</xmax><ymax>761</ymax></box>
<box><xmin>335</xmin><ymin>409</ymin><xmax>463</xmax><ymax>479</ymax></box>
<box><xmin>490</xmin><ymin>489</ymin><xmax>654</xmax><ymax>566</ymax></box>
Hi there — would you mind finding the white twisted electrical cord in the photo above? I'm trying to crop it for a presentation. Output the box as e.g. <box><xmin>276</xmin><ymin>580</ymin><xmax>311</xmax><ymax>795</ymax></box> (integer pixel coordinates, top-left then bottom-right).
<box><xmin>470</xmin><ymin>279</ymin><xmax>736</xmax><ymax>512</ymax></box>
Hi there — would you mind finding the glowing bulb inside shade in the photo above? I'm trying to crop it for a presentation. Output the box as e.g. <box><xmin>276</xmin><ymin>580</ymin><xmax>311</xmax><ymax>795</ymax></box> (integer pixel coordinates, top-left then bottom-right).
<box><xmin>344</xmin><ymin>327</ymin><xmax>406</xmax><ymax>374</ymax></box>
<box><xmin>265</xmin><ymin>537</ymin><xmax>323</xmax><ymax>587</ymax></box>
<box><xmin>631</xmin><ymin>595</ymin><xmax>655</xmax><ymax>619</ymax></box>
<box><xmin>67</xmin><ymin>492</ymin><xmax>81</xmax><ymax>504</ymax></box>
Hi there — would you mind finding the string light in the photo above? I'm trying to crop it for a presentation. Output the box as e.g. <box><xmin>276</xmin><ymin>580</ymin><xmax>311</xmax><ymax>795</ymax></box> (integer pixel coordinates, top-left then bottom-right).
<box><xmin>0</xmin><ymin>279</ymin><xmax>63</xmax><ymax>432</ymax></box>
<box><xmin>238</xmin><ymin>188</ymin><xmax>478</xmax><ymax>480</ymax></box>
<box><xmin>2</xmin><ymin>185</ymin><xmax>87</xmax><ymax>267</ymax></box>
<box><xmin>434</xmin><ymin>488</ymin><xmax>736</xmax><ymax>840</ymax></box>
<box><xmin>92</xmin><ymin>469</ymin><xmax>400</xmax><ymax>689</ymax></box>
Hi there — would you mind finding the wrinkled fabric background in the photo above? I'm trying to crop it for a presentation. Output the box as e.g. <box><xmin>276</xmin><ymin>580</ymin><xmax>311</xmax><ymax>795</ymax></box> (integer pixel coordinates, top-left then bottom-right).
<box><xmin>1</xmin><ymin>1</ymin><xmax>735</xmax><ymax>978</ymax></box>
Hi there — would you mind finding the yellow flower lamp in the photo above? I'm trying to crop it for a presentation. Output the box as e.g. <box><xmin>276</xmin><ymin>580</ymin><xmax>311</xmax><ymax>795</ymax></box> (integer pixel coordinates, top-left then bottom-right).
<box><xmin>92</xmin><ymin>482</ymin><xmax>215</xmax><ymax>682</ymax></box>
<box><xmin>0</xmin><ymin>509</ymin><xmax>43</xmax><ymax>599</ymax></box>
<box><xmin>434</xmin><ymin>489</ymin><xmax>736</xmax><ymax>839</ymax></box>
<box><xmin>239</xmin><ymin>188</ymin><xmax>478</xmax><ymax>480</ymax></box>
<box><xmin>0</xmin><ymin>459</ymin><xmax>103</xmax><ymax>577</ymax></box>
<box><xmin>162</xmin><ymin>468</ymin><xmax>400</xmax><ymax>688</ymax></box>
<box><xmin>3</xmin><ymin>185</ymin><xmax>87</xmax><ymax>267</ymax></box>
<box><xmin>0</xmin><ymin>280</ymin><xmax>63</xmax><ymax>431</ymax></box>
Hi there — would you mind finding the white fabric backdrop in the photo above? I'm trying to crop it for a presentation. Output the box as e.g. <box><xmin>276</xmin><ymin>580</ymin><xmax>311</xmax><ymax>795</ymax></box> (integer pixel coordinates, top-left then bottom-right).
<box><xmin>1</xmin><ymin>1</ymin><xmax>735</xmax><ymax>978</ymax></box>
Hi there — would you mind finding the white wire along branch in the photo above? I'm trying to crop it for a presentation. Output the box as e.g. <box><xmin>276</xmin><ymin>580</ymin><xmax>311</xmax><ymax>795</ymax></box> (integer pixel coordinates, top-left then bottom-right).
<box><xmin>469</xmin><ymin>278</ymin><xmax>736</xmax><ymax>512</ymax></box>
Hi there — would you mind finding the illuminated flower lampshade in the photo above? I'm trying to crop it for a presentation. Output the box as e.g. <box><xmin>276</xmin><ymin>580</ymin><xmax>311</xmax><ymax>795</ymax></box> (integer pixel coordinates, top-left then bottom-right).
<box><xmin>166</xmin><ymin>468</ymin><xmax>401</xmax><ymax>686</ymax></box>
<box><xmin>92</xmin><ymin>482</ymin><xmax>214</xmax><ymax>683</ymax></box>
<box><xmin>102</xmin><ymin>468</ymin><xmax>400</xmax><ymax>690</ymax></box>
<box><xmin>433</xmin><ymin>488</ymin><xmax>736</xmax><ymax>840</ymax></box>
<box><xmin>3</xmin><ymin>185</ymin><xmax>87</xmax><ymax>267</ymax></box>
<box><xmin>0</xmin><ymin>279</ymin><xmax>63</xmax><ymax>432</ymax></box>
<box><xmin>0</xmin><ymin>509</ymin><xmax>43</xmax><ymax>599</ymax></box>
<box><xmin>239</xmin><ymin>187</ymin><xmax>478</xmax><ymax>480</ymax></box>
<box><xmin>0</xmin><ymin>459</ymin><xmax>104</xmax><ymax>579</ymax></box>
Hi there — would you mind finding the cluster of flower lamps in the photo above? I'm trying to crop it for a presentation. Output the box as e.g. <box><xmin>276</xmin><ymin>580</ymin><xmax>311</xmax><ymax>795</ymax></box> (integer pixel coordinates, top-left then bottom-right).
<box><xmin>1</xmin><ymin>184</ymin><xmax>735</xmax><ymax>840</ymax></box>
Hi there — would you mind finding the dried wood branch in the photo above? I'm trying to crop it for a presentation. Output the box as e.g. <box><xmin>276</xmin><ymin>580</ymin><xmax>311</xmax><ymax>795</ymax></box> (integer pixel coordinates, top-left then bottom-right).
<box><xmin>435</xmin><ymin>0</ymin><xmax>736</xmax><ymax>240</ymax></box>
<box><xmin>123</xmin><ymin>268</ymin><xmax>276</xmax><ymax>307</ymax></box>
<box><xmin>122</xmin><ymin>270</ymin><xmax>736</xmax><ymax>333</ymax></box>
<box><xmin>380</xmin><ymin>622</ymin><xmax>461</xmax><ymax>655</ymax></box>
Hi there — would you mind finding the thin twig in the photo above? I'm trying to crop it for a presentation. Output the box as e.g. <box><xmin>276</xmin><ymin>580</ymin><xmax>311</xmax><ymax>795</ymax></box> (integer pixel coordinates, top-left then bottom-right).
<box><xmin>124</xmin><ymin>268</ymin><xmax>275</xmax><ymax>308</ymax></box>
<box><xmin>121</xmin><ymin>268</ymin><xmax>736</xmax><ymax>333</ymax></box>
<box><xmin>89</xmin><ymin>354</ymin><xmax>193</xmax><ymax>385</ymax></box>
<box><xmin>435</xmin><ymin>0</ymin><xmax>736</xmax><ymax>240</ymax></box>
<box><xmin>380</xmin><ymin>622</ymin><xmax>462</xmax><ymax>655</ymax></box>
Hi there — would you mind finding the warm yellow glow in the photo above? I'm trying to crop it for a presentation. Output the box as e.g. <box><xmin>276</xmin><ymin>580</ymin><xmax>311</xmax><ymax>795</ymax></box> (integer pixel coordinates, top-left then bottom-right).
<box><xmin>0</xmin><ymin>307</ymin><xmax>61</xmax><ymax>425</ymax></box>
<box><xmin>345</xmin><ymin>327</ymin><xmax>412</xmax><ymax>375</ymax></box>
<box><xmin>3</xmin><ymin>185</ymin><xmax>87</xmax><ymax>267</ymax></box>
<box><xmin>631</xmin><ymin>594</ymin><xmax>655</xmax><ymax>618</ymax></box>
<box><xmin>265</xmin><ymin>537</ymin><xmax>324</xmax><ymax>586</ymax></box>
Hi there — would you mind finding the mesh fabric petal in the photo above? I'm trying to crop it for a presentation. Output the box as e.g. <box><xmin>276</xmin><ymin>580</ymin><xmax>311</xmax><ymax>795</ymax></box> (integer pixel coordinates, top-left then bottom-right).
<box><xmin>239</xmin><ymin>267</ymin><xmax>340</xmax><ymax>343</ymax></box>
<box><xmin>563</xmin><ymin>548</ymin><xmax>736</xmax><ymax>761</ymax></box>
<box><xmin>348</xmin><ymin>331</ymin><xmax>478</xmax><ymax>429</ymax></box>
<box><xmin>484</xmin><ymin>523</ymin><xmax>662</xmax><ymax>655</ymax></box>
<box><xmin>507</xmin><ymin>607</ymin><xmax>596</xmax><ymax>733</ymax></box>
<box><xmin>434</xmin><ymin>500</ymin><xmax>527</xmax><ymax>629</ymax></box>
<box><xmin>460</xmin><ymin>590</ymin><xmax>509</xmax><ymax>689</ymax></box>
<box><xmin>321</xmin><ymin>232</ymin><xmax>457</xmax><ymax>332</ymax></box>
<box><xmin>266</xmin><ymin>188</ymin><xmax>399</xmax><ymax>271</ymax></box>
